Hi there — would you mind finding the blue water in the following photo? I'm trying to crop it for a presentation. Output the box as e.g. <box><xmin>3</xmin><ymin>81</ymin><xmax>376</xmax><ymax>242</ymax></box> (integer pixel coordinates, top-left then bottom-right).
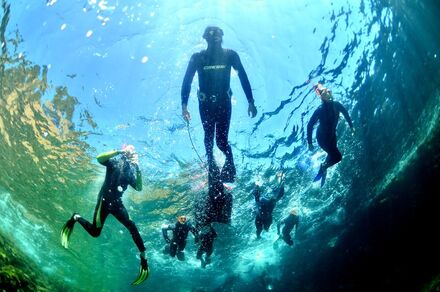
<box><xmin>1</xmin><ymin>0</ymin><xmax>440</xmax><ymax>291</ymax></box>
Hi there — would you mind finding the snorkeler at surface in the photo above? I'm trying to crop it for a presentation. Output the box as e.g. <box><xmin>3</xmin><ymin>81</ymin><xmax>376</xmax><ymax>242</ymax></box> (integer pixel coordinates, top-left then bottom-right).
<box><xmin>307</xmin><ymin>83</ymin><xmax>355</xmax><ymax>186</ymax></box>
<box><xmin>196</xmin><ymin>224</ymin><xmax>217</xmax><ymax>268</ymax></box>
<box><xmin>162</xmin><ymin>215</ymin><xmax>198</xmax><ymax>261</ymax></box>
<box><xmin>277</xmin><ymin>208</ymin><xmax>299</xmax><ymax>246</ymax></box>
<box><xmin>253</xmin><ymin>174</ymin><xmax>285</xmax><ymax>239</ymax></box>
<box><xmin>60</xmin><ymin>145</ymin><xmax>149</xmax><ymax>285</ymax></box>
<box><xmin>181</xmin><ymin>25</ymin><xmax>258</xmax><ymax>183</ymax></box>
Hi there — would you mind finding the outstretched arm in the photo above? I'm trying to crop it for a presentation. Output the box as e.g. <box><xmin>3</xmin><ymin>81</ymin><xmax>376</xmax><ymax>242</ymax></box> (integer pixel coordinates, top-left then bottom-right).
<box><xmin>231</xmin><ymin>51</ymin><xmax>257</xmax><ymax>117</ymax></box>
<box><xmin>274</xmin><ymin>183</ymin><xmax>285</xmax><ymax>202</ymax></box>
<box><xmin>277</xmin><ymin>217</ymin><xmax>286</xmax><ymax>235</ymax></box>
<box><xmin>181</xmin><ymin>54</ymin><xmax>197</xmax><ymax>122</ymax></box>
<box><xmin>252</xmin><ymin>185</ymin><xmax>261</xmax><ymax>203</ymax></box>
<box><xmin>162</xmin><ymin>225</ymin><xmax>173</xmax><ymax>243</ymax></box>
<box><xmin>96</xmin><ymin>150</ymin><xmax>120</xmax><ymax>165</ymax></box>
<box><xmin>133</xmin><ymin>163</ymin><xmax>143</xmax><ymax>191</ymax></box>
<box><xmin>337</xmin><ymin>102</ymin><xmax>354</xmax><ymax>130</ymax></box>
<box><xmin>307</xmin><ymin>108</ymin><xmax>320</xmax><ymax>148</ymax></box>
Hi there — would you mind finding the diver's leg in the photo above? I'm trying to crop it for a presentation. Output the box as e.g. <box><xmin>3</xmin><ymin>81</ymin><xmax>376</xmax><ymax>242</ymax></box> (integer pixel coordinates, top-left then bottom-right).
<box><xmin>199</xmin><ymin>105</ymin><xmax>216</xmax><ymax>167</ymax></box>
<box><xmin>325</xmin><ymin>134</ymin><xmax>342</xmax><ymax>167</ymax></box>
<box><xmin>263</xmin><ymin>217</ymin><xmax>273</xmax><ymax>231</ymax></box>
<box><xmin>170</xmin><ymin>241</ymin><xmax>178</xmax><ymax>257</ymax></box>
<box><xmin>76</xmin><ymin>196</ymin><xmax>109</xmax><ymax>237</ymax></box>
<box><xmin>216</xmin><ymin>103</ymin><xmax>235</xmax><ymax>182</ymax></box>
<box><xmin>112</xmin><ymin>200</ymin><xmax>146</xmax><ymax>253</ymax></box>
<box><xmin>255</xmin><ymin>216</ymin><xmax>263</xmax><ymax>238</ymax></box>
<box><xmin>282</xmin><ymin>232</ymin><xmax>294</xmax><ymax>246</ymax></box>
<box><xmin>196</xmin><ymin>246</ymin><xmax>203</xmax><ymax>260</ymax></box>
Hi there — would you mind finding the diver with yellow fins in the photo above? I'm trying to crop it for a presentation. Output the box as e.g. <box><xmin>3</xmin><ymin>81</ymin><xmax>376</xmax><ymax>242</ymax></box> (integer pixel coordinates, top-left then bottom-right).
<box><xmin>60</xmin><ymin>145</ymin><xmax>149</xmax><ymax>285</ymax></box>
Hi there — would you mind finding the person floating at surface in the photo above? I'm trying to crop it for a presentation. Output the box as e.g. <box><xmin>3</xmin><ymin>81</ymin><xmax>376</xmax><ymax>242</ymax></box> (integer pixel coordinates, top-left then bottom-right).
<box><xmin>277</xmin><ymin>208</ymin><xmax>299</xmax><ymax>246</ymax></box>
<box><xmin>181</xmin><ymin>25</ymin><xmax>258</xmax><ymax>183</ymax></box>
<box><xmin>162</xmin><ymin>215</ymin><xmax>198</xmax><ymax>261</ymax></box>
<box><xmin>196</xmin><ymin>224</ymin><xmax>217</xmax><ymax>268</ymax></box>
<box><xmin>307</xmin><ymin>83</ymin><xmax>354</xmax><ymax>187</ymax></box>
<box><xmin>60</xmin><ymin>145</ymin><xmax>149</xmax><ymax>285</ymax></box>
<box><xmin>253</xmin><ymin>175</ymin><xmax>285</xmax><ymax>239</ymax></box>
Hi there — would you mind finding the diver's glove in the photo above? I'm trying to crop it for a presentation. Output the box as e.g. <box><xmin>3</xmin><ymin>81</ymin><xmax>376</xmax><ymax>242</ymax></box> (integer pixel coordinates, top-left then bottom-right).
<box><xmin>132</xmin><ymin>253</ymin><xmax>149</xmax><ymax>285</ymax></box>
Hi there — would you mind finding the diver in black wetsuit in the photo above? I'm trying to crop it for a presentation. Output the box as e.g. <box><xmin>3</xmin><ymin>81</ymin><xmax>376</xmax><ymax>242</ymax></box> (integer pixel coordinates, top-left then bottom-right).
<box><xmin>307</xmin><ymin>83</ymin><xmax>355</xmax><ymax>186</ymax></box>
<box><xmin>277</xmin><ymin>208</ymin><xmax>299</xmax><ymax>246</ymax></box>
<box><xmin>196</xmin><ymin>224</ymin><xmax>217</xmax><ymax>268</ymax></box>
<box><xmin>253</xmin><ymin>179</ymin><xmax>285</xmax><ymax>239</ymax></box>
<box><xmin>195</xmin><ymin>178</ymin><xmax>233</xmax><ymax>228</ymax></box>
<box><xmin>181</xmin><ymin>26</ymin><xmax>258</xmax><ymax>183</ymax></box>
<box><xmin>162</xmin><ymin>215</ymin><xmax>198</xmax><ymax>260</ymax></box>
<box><xmin>60</xmin><ymin>145</ymin><xmax>149</xmax><ymax>285</ymax></box>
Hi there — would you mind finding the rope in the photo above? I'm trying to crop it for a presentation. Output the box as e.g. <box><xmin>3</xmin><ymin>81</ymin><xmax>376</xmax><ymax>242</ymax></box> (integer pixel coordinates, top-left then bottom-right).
<box><xmin>185</xmin><ymin>120</ymin><xmax>207</xmax><ymax>170</ymax></box>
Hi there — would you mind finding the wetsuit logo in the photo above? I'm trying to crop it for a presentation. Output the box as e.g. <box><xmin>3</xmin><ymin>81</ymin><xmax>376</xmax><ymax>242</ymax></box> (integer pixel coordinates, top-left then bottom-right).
<box><xmin>203</xmin><ymin>65</ymin><xmax>226</xmax><ymax>70</ymax></box>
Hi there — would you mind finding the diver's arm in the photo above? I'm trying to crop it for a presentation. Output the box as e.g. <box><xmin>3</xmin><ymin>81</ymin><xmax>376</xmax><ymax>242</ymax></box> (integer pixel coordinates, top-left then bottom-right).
<box><xmin>307</xmin><ymin>108</ymin><xmax>320</xmax><ymax>146</ymax></box>
<box><xmin>162</xmin><ymin>225</ymin><xmax>173</xmax><ymax>243</ymax></box>
<box><xmin>133</xmin><ymin>163</ymin><xmax>143</xmax><ymax>191</ymax></box>
<box><xmin>277</xmin><ymin>218</ymin><xmax>285</xmax><ymax>235</ymax></box>
<box><xmin>253</xmin><ymin>186</ymin><xmax>261</xmax><ymax>203</ymax></box>
<box><xmin>96</xmin><ymin>150</ymin><xmax>121</xmax><ymax>165</ymax></box>
<box><xmin>275</xmin><ymin>183</ymin><xmax>285</xmax><ymax>202</ymax></box>
<box><xmin>231</xmin><ymin>50</ymin><xmax>255</xmax><ymax>105</ymax></box>
<box><xmin>181</xmin><ymin>54</ymin><xmax>197</xmax><ymax>108</ymax></box>
<box><xmin>338</xmin><ymin>102</ymin><xmax>354</xmax><ymax>130</ymax></box>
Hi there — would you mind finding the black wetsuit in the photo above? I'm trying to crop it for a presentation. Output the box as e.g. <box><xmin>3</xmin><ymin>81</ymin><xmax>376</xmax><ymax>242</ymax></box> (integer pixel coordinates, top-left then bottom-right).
<box><xmin>307</xmin><ymin>101</ymin><xmax>353</xmax><ymax>167</ymax></box>
<box><xmin>207</xmin><ymin>180</ymin><xmax>232</xmax><ymax>225</ymax></box>
<box><xmin>277</xmin><ymin>214</ymin><xmax>299</xmax><ymax>246</ymax></box>
<box><xmin>253</xmin><ymin>184</ymin><xmax>285</xmax><ymax>238</ymax></box>
<box><xmin>181</xmin><ymin>48</ymin><xmax>254</xmax><ymax>167</ymax></box>
<box><xmin>196</xmin><ymin>225</ymin><xmax>217</xmax><ymax>261</ymax></box>
<box><xmin>162</xmin><ymin>221</ymin><xmax>197</xmax><ymax>257</ymax></box>
<box><xmin>76</xmin><ymin>155</ymin><xmax>146</xmax><ymax>253</ymax></box>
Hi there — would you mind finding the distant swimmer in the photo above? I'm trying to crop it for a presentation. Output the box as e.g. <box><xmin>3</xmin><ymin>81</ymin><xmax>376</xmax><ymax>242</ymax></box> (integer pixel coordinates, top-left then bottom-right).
<box><xmin>277</xmin><ymin>208</ymin><xmax>299</xmax><ymax>246</ymax></box>
<box><xmin>198</xmin><ymin>177</ymin><xmax>233</xmax><ymax>227</ymax></box>
<box><xmin>162</xmin><ymin>215</ymin><xmax>198</xmax><ymax>261</ymax></box>
<box><xmin>307</xmin><ymin>83</ymin><xmax>354</xmax><ymax>186</ymax></box>
<box><xmin>181</xmin><ymin>26</ymin><xmax>257</xmax><ymax>183</ymax></box>
<box><xmin>253</xmin><ymin>174</ymin><xmax>285</xmax><ymax>239</ymax></box>
<box><xmin>196</xmin><ymin>224</ymin><xmax>217</xmax><ymax>268</ymax></box>
<box><xmin>60</xmin><ymin>145</ymin><xmax>149</xmax><ymax>285</ymax></box>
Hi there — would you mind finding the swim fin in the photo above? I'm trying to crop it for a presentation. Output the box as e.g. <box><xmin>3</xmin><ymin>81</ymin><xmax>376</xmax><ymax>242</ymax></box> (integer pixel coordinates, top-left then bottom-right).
<box><xmin>320</xmin><ymin>168</ymin><xmax>327</xmax><ymax>187</ymax></box>
<box><xmin>60</xmin><ymin>214</ymin><xmax>77</xmax><ymax>249</ymax></box>
<box><xmin>314</xmin><ymin>163</ymin><xmax>327</xmax><ymax>186</ymax></box>
<box><xmin>132</xmin><ymin>256</ymin><xmax>149</xmax><ymax>285</ymax></box>
<box><xmin>220</xmin><ymin>160</ymin><xmax>236</xmax><ymax>183</ymax></box>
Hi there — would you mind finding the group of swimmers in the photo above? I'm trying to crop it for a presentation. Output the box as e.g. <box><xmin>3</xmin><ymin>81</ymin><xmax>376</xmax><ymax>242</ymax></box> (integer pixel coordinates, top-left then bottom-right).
<box><xmin>60</xmin><ymin>25</ymin><xmax>354</xmax><ymax>285</ymax></box>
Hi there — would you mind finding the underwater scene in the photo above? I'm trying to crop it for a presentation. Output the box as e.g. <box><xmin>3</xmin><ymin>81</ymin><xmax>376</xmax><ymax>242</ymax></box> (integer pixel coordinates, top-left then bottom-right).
<box><xmin>1</xmin><ymin>0</ymin><xmax>440</xmax><ymax>291</ymax></box>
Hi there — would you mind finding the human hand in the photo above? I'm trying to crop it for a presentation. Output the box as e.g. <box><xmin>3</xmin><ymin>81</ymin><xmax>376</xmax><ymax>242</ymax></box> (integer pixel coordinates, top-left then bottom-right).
<box><xmin>277</xmin><ymin>171</ymin><xmax>285</xmax><ymax>184</ymax></box>
<box><xmin>248</xmin><ymin>102</ymin><xmax>257</xmax><ymax>118</ymax></box>
<box><xmin>182</xmin><ymin>106</ymin><xmax>191</xmax><ymax>122</ymax></box>
<box><xmin>130</xmin><ymin>153</ymin><xmax>139</xmax><ymax>166</ymax></box>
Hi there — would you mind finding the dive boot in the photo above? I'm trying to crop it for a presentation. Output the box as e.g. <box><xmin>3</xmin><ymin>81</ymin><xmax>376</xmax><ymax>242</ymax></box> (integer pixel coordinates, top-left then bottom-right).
<box><xmin>60</xmin><ymin>213</ymin><xmax>78</xmax><ymax>249</ymax></box>
<box><xmin>132</xmin><ymin>256</ymin><xmax>149</xmax><ymax>285</ymax></box>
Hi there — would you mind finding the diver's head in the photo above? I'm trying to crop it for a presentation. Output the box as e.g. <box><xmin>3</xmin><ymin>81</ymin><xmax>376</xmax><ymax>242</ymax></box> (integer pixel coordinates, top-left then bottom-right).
<box><xmin>203</xmin><ymin>26</ymin><xmax>223</xmax><ymax>45</ymax></box>
<box><xmin>177</xmin><ymin>215</ymin><xmax>187</xmax><ymax>224</ymax></box>
<box><xmin>122</xmin><ymin>144</ymin><xmax>135</xmax><ymax>153</ymax></box>
<box><xmin>290</xmin><ymin>208</ymin><xmax>298</xmax><ymax>216</ymax></box>
<box><xmin>315</xmin><ymin>83</ymin><xmax>333</xmax><ymax>102</ymax></box>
